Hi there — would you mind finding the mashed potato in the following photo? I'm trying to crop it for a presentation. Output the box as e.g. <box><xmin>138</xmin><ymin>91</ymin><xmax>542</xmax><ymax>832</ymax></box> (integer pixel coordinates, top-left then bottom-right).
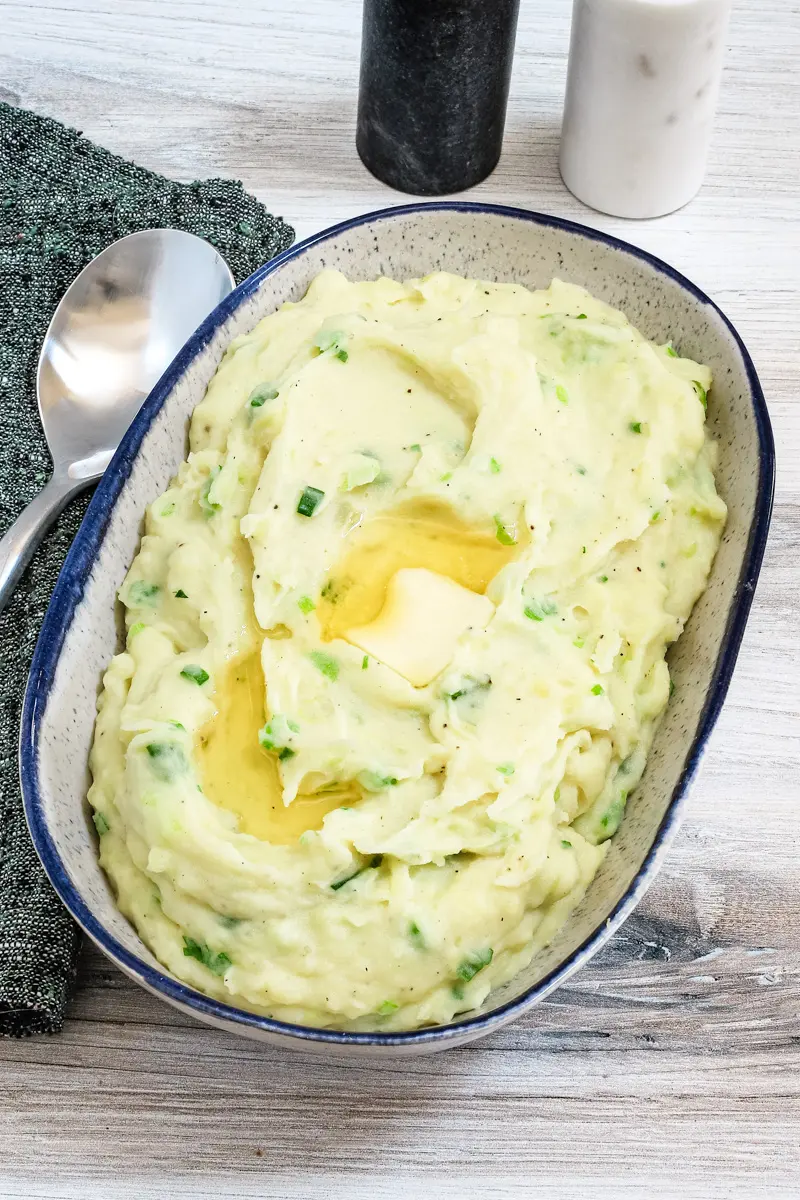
<box><xmin>88</xmin><ymin>270</ymin><xmax>725</xmax><ymax>1029</ymax></box>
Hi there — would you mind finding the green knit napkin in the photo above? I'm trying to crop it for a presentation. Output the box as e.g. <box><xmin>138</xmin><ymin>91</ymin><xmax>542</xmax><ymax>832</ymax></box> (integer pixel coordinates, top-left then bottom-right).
<box><xmin>0</xmin><ymin>101</ymin><xmax>294</xmax><ymax>1036</ymax></box>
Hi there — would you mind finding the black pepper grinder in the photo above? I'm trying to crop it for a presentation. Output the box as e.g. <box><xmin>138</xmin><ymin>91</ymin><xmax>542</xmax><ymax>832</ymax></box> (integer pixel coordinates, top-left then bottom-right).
<box><xmin>356</xmin><ymin>0</ymin><xmax>521</xmax><ymax>196</ymax></box>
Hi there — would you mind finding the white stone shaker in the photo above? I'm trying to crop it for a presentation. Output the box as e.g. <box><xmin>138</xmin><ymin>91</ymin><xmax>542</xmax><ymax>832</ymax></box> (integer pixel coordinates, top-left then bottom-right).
<box><xmin>559</xmin><ymin>0</ymin><xmax>733</xmax><ymax>218</ymax></box>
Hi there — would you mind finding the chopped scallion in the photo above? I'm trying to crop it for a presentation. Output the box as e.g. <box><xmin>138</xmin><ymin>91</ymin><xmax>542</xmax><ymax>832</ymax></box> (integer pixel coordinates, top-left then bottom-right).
<box><xmin>182</xmin><ymin>936</ymin><xmax>231</xmax><ymax>976</ymax></box>
<box><xmin>524</xmin><ymin>596</ymin><xmax>557</xmax><ymax>621</ymax></box>
<box><xmin>128</xmin><ymin>581</ymin><xmax>160</xmax><ymax>605</ymax></box>
<box><xmin>331</xmin><ymin>854</ymin><xmax>383</xmax><ymax>891</ymax></box>
<box><xmin>181</xmin><ymin>664</ymin><xmax>209</xmax><ymax>685</ymax></box>
<box><xmin>248</xmin><ymin>383</ymin><xmax>279</xmax><ymax>407</ymax></box>
<box><xmin>297</xmin><ymin>485</ymin><xmax>325</xmax><ymax>517</ymax></box>
<box><xmin>357</xmin><ymin>770</ymin><xmax>399</xmax><ymax>792</ymax></box>
<box><xmin>145</xmin><ymin>742</ymin><xmax>187</xmax><ymax>783</ymax></box>
<box><xmin>199</xmin><ymin>468</ymin><xmax>221</xmax><ymax>517</ymax></box>
<box><xmin>309</xmin><ymin>650</ymin><xmax>339</xmax><ymax>681</ymax></box>
<box><xmin>455</xmin><ymin>947</ymin><xmax>493</xmax><ymax>983</ymax></box>
<box><xmin>409</xmin><ymin>921</ymin><xmax>426</xmax><ymax>949</ymax></box>
<box><xmin>493</xmin><ymin>514</ymin><xmax>516</xmax><ymax>546</ymax></box>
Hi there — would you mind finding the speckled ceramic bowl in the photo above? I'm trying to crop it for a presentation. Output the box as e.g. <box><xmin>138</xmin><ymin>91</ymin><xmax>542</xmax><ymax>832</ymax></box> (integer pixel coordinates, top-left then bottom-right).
<box><xmin>20</xmin><ymin>203</ymin><xmax>774</xmax><ymax>1055</ymax></box>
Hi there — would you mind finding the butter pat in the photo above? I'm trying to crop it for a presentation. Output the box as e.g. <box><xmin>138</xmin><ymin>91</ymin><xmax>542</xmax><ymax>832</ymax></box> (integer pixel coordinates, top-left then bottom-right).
<box><xmin>345</xmin><ymin>568</ymin><xmax>494</xmax><ymax>687</ymax></box>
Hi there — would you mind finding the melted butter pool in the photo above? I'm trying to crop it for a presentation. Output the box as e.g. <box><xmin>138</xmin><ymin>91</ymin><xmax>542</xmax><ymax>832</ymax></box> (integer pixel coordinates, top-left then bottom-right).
<box><xmin>195</xmin><ymin>651</ymin><xmax>346</xmax><ymax>842</ymax></box>
<box><xmin>317</xmin><ymin>498</ymin><xmax>517</xmax><ymax>642</ymax></box>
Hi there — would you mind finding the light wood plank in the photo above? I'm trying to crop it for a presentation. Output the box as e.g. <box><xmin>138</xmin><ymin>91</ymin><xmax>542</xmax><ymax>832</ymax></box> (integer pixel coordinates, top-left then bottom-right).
<box><xmin>1</xmin><ymin>0</ymin><xmax>799</xmax><ymax>1194</ymax></box>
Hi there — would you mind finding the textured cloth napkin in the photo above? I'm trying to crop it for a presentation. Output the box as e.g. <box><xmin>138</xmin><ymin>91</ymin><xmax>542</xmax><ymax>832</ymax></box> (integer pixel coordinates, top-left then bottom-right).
<box><xmin>0</xmin><ymin>101</ymin><xmax>294</xmax><ymax>1036</ymax></box>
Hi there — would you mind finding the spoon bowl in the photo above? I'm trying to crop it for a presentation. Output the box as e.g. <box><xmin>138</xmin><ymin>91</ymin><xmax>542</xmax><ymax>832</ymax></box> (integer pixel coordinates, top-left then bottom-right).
<box><xmin>0</xmin><ymin>228</ymin><xmax>234</xmax><ymax>611</ymax></box>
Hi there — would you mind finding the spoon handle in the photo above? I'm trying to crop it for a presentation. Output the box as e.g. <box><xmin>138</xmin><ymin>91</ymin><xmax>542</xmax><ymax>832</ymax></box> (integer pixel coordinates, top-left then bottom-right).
<box><xmin>0</xmin><ymin>473</ymin><xmax>84</xmax><ymax>616</ymax></box>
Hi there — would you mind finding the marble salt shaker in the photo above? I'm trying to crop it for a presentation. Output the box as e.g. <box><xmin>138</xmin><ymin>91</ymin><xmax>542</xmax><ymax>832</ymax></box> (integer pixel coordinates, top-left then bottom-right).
<box><xmin>559</xmin><ymin>0</ymin><xmax>733</xmax><ymax>219</ymax></box>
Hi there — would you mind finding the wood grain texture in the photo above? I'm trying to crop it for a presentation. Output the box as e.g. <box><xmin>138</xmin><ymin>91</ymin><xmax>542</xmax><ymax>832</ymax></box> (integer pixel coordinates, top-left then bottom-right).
<box><xmin>1</xmin><ymin>1</ymin><xmax>800</xmax><ymax>1195</ymax></box>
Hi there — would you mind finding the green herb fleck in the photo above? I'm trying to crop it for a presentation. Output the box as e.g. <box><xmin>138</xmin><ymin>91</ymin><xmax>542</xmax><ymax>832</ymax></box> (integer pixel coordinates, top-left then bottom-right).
<box><xmin>598</xmin><ymin>574</ymin><xmax>609</xmax><ymax>583</ymax></box>
<box><xmin>650</xmin><ymin>510</ymin><xmax>660</xmax><ymax>523</ymax></box>
<box><xmin>629</xmin><ymin>421</ymin><xmax>642</xmax><ymax>434</ymax></box>
<box><xmin>248</xmin><ymin>383</ymin><xmax>279</xmax><ymax>407</ymax></box>
<box><xmin>576</xmin><ymin>313</ymin><xmax>587</xmax><ymax>320</ymax></box>
<box><xmin>591</xmin><ymin>684</ymin><xmax>605</xmax><ymax>696</ymax></box>
<box><xmin>298</xmin><ymin>595</ymin><xmax>315</xmax><ymax>614</ymax></box>
<box><xmin>447</xmin><ymin>675</ymin><xmax>492</xmax><ymax>702</ymax></box>
<box><xmin>665</xmin><ymin>343</ymin><xmax>678</xmax><ymax>358</ymax></box>
<box><xmin>573</xmin><ymin>636</ymin><xmax>585</xmax><ymax>649</ymax></box>
<box><xmin>315</xmin><ymin>328</ymin><xmax>348</xmax><ymax>358</ymax></box>
<box><xmin>669</xmin><ymin>678</ymin><xmax>676</xmax><ymax>698</ymax></box>
<box><xmin>297</xmin><ymin>485</ymin><xmax>325</xmax><ymax>517</ymax></box>
<box><xmin>182</xmin><ymin>936</ymin><xmax>231</xmax><ymax>976</ymax></box>
<box><xmin>145</xmin><ymin>742</ymin><xmax>187</xmax><ymax>783</ymax></box>
<box><xmin>599</xmin><ymin>791</ymin><xmax>627</xmax><ymax>838</ymax></box>
<box><xmin>336</xmin><ymin>348</ymin><xmax>349</xmax><ymax>363</ymax></box>
<box><xmin>309</xmin><ymin>650</ymin><xmax>339</xmax><ymax>681</ymax></box>
<box><xmin>409</xmin><ymin>921</ymin><xmax>426</xmax><ymax>950</ymax></box>
<box><xmin>576</xmin><ymin>465</ymin><xmax>587</xmax><ymax>476</ymax></box>
<box><xmin>93</xmin><ymin>812</ymin><xmax>109</xmax><ymax>836</ymax></box>
<box><xmin>362</xmin><ymin>655</ymin><xmax>369</xmax><ymax>670</ymax></box>
<box><xmin>181</xmin><ymin>664</ymin><xmax>209</xmax><ymax>686</ymax></box>
<box><xmin>493</xmin><ymin>514</ymin><xmax>516</xmax><ymax>546</ymax></box>
<box><xmin>160</xmin><ymin>502</ymin><xmax>176</xmax><ymax>517</ymax></box>
<box><xmin>377</xmin><ymin>1000</ymin><xmax>399</xmax><ymax>1016</ymax></box>
<box><xmin>357</xmin><ymin>770</ymin><xmax>399</xmax><ymax>792</ymax></box>
<box><xmin>128</xmin><ymin>622</ymin><xmax>146</xmax><ymax>640</ymax></box>
<box><xmin>496</xmin><ymin>763</ymin><xmax>515</xmax><ymax>777</ymax></box>
<box><xmin>129</xmin><ymin>581</ymin><xmax>160</xmax><ymax>605</ymax></box>
<box><xmin>489</xmin><ymin>457</ymin><xmax>502</xmax><ymax>474</ymax></box>
<box><xmin>199</xmin><ymin>468</ymin><xmax>221</xmax><ymax>517</ymax></box>
<box><xmin>174</xmin><ymin>589</ymin><xmax>188</xmax><ymax>599</ymax></box>
<box><xmin>556</xmin><ymin>384</ymin><xmax>569</xmax><ymax>405</ymax></box>
<box><xmin>561</xmin><ymin>838</ymin><xmax>572</xmax><ymax>849</ymax></box>
<box><xmin>409</xmin><ymin>443</ymin><xmax>421</xmax><ymax>453</ymax></box>
<box><xmin>693</xmin><ymin>381</ymin><xmax>707</xmax><ymax>409</ymax></box>
<box><xmin>331</xmin><ymin>854</ymin><xmax>383</xmax><ymax>891</ymax></box>
<box><xmin>218</xmin><ymin>915</ymin><xmax>243</xmax><ymax>929</ymax></box>
<box><xmin>456</xmin><ymin>947</ymin><xmax>493</xmax><ymax>983</ymax></box>
<box><xmin>524</xmin><ymin>596</ymin><xmax>557</xmax><ymax>621</ymax></box>
<box><xmin>259</xmin><ymin>715</ymin><xmax>299</xmax><ymax>755</ymax></box>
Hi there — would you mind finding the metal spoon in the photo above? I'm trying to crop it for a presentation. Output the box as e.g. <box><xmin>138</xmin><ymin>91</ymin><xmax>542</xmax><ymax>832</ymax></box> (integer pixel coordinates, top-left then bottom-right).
<box><xmin>0</xmin><ymin>228</ymin><xmax>234</xmax><ymax>615</ymax></box>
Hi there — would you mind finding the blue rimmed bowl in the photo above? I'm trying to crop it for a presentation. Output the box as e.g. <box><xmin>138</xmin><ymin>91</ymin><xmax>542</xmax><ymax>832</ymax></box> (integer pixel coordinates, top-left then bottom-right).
<box><xmin>20</xmin><ymin>203</ymin><xmax>774</xmax><ymax>1055</ymax></box>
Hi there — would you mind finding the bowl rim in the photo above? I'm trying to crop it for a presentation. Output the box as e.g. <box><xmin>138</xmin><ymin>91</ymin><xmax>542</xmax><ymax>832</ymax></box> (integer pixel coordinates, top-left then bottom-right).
<box><xmin>20</xmin><ymin>200</ymin><xmax>775</xmax><ymax>1048</ymax></box>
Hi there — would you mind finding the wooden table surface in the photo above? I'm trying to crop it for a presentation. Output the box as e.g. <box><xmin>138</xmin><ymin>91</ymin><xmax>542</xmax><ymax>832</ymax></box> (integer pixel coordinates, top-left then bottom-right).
<box><xmin>2</xmin><ymin>2</ymin><xmax>800</xmax><ymax>1196</ymax></box>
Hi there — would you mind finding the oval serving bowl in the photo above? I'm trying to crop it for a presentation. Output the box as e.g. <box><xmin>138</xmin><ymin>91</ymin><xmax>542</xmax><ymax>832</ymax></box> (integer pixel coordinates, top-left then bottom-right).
<box><xmin>20</xmin><ymin>203</ymin><xmax>774</xmax><ymax>1055</ymax></box>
